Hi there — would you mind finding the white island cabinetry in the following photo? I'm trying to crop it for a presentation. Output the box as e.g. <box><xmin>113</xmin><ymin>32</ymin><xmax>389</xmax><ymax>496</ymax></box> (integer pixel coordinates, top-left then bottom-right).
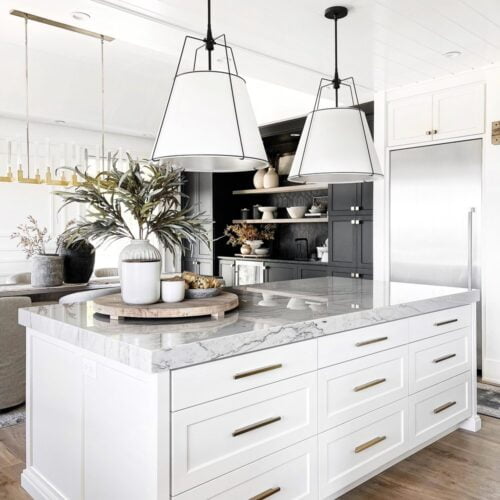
<box><xmin>19</xmin><ymin>278</ymin><xmax>479</xmax><ymax>499</ymax></box>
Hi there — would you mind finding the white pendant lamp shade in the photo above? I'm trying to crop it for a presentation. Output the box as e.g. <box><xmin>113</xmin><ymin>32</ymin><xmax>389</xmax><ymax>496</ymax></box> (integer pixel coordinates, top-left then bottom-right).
<box><xmin>288</xmin><ymin>5</ymin><xmax>383</xmax><ymax>184</ymax></box>
<box><xmin>152</xmin><ymin>71</ymin><xmax>267</xmax><ymax>172</ymax></box>
<box><xmin>288</xmin><ymin>108</ymin><xmax>382</xmax><ymax>184</ymax></box>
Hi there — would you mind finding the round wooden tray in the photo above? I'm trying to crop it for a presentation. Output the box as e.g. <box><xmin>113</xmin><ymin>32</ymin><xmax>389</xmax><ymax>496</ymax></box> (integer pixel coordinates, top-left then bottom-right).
<box><xmin>93</xmin><ymin>292</ymin><xmax>239</xmax><ymax>321</ymax></box>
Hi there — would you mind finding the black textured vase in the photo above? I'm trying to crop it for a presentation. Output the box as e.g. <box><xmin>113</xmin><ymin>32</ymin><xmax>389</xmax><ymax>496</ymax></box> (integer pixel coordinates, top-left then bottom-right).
<box><xmin>60</xmin><ymin>242</ymin><xmax>96</xmax><ymax>284</ymax></box>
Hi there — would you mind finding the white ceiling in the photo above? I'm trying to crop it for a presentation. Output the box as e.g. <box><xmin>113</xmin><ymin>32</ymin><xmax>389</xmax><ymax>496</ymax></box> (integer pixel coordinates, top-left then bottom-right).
<box><xmin>1</xmin><ymin>0</ymin><xmax>500</xmax><ymax>135</ymax></box>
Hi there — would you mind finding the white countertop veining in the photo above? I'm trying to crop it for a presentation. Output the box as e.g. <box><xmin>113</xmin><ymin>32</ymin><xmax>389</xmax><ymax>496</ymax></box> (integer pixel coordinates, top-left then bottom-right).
<box><xmin>19</xmin><ymin>277</ymin><xmax>479</xmax><ymax>373</ymax></box>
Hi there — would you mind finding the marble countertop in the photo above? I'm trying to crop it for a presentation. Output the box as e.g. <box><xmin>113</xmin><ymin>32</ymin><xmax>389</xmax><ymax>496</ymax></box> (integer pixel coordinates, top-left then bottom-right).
<box><xmin>19</xmin><ymin>277</ymin><xmax>479</xmax><ymax>373</ymax></box>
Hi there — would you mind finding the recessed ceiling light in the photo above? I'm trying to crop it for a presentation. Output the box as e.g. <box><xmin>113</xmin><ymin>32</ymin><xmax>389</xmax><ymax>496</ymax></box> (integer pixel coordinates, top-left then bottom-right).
<box><xmin>443</xmin><ymin>50</ymin><xmax>462</xmax><ymax>58</ymax></box>
<box><xmin>290</xmin><ymin>133</ymin><xmax>301</xmax><ymax>137</ymax></box>
<box><xmin>71</xmin><ymin>11</ymin><xmax>91</xmax><ymax>21</ymax></box>
<box><xmin>55</xmin><ymin>120</ymin><xmax>66</xmax><ymax>124</ymax></box>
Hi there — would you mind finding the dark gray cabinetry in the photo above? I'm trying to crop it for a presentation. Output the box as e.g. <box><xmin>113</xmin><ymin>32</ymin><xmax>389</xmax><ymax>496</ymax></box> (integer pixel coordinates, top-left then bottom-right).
<box><xmin>264</xmin><ymin>262</ymin><xmax>297</xmax><ymax>282</ymax></box>
<box><xmin>329</xmin><ymin>217</ymin><xmax>356</xmax><ymax>268</ymax></box>
<box><xmin>182</xmin><ymin>172</ymin><xmax>214</xmax><ymax>275</ymax></box>
<box><xmin>356</xmin><ymin>216</ymin><xmax>373</xmax><ymax>270</ymax></box>
<box><xmin>328</xmin><ymin>214</ymin><xmax>372</xmax><ymax>276</ymax></box>
<box><xmin>297</xmin><ymin>265</ymin><xmax>329</xmax><ymax>279</ymax></box>
<box><xmin>329</xmin><ymin>183</ymin><xmax>373</xmax><ymax>215</ymax></box>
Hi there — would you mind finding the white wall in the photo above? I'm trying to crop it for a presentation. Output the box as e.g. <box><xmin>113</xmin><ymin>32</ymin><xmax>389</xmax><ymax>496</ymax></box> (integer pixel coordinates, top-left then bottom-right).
<box><xmin>0</xmin><ymin>116</ymin><xmax>154</xmax><ymax>283</ymax></box>
<box><xmin>373</xmin><ymin>64</ymin><xmax>500</xmax><ymax>384</ymax></box>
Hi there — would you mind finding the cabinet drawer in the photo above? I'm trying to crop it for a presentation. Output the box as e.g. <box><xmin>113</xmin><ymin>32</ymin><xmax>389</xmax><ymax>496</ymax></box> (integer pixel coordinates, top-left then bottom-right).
<box><xmin>171</xmin><ymin>340</ymin><xmax>316</xmax><ymax>411</ymax></box>
<box><xmin>319</xmin><ymin>346</ymin><xmax>408</xmax><ymax>431</ymax></box>
<box><xmin>171</xmin><ymin>372</ymin><xmax>317</xmax><ymax>494</ymax></box>
<box><xmin>409</xmin><ymin>372</ymin><xmax>471</xmax><ymax>447</ymax></box>
<box><xmin>409</xmin><ymin>305</ymin><xmax>471</xmax><ymax>342</ymax></box>
<box><xmin>318</xmin><ymin>320</ymin><xmax>408</xmax><ymax>368</ymax></box>
<box><xmin>319</xmin><ymin>399</ymin><xmax>408</xmax><ymax>498</ymax></box>
<box><xmin>174</xmin><ymin>437</ymin><xmax>317</xmax><ymax>500</ymax></box>
<box><xmin>409</xmin><ymin>328</ymin><xmax>471</xmax><ymax>394</ymax></box>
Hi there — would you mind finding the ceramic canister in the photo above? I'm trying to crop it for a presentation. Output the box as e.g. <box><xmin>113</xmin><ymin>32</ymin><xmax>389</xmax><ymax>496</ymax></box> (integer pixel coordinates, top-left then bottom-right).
<box><xmin>263</xmin><ymin>167</ymin><xmax>279</xmax><ymax>188</ymax></box>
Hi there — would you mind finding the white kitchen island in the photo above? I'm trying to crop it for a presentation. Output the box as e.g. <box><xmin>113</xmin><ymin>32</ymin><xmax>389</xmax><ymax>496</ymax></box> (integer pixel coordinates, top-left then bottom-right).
<box><xmin>18</xmin><ymin>277</ymin><xmax>480</xmax><ymax>500</ymax></box>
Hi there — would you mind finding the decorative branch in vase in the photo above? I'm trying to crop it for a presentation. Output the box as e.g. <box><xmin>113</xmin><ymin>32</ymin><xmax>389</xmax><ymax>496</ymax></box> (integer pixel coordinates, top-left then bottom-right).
<box><xmin>55</xmin><ymin>155</ymin><xmax>209</xmax><ymax>304</ymax></box>
<box><xmin>10</xmin><ymin>216</ymin><xmax>63</xmax><ymax>287</ymax></box>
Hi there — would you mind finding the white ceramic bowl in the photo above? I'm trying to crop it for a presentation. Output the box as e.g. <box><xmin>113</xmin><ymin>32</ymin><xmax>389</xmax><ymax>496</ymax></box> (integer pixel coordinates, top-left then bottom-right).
<box><xmin>287</xmin><ymin>206</ymin><xmax>307</xmax><ymax>219</ymax></box>
<box><xmin>259</xmin><ymin>206</ymin><xmax>277</xmax><ymax>220</ymax></box>
<box><xmin>254</xmin><ymin>248</ymin><xmax>270</xmax><ymax>256</ymax></box>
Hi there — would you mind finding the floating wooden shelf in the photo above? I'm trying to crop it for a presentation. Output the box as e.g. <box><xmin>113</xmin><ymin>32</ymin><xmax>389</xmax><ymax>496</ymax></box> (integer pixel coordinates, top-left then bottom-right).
<box><xmin>232</xmin><ymin>218</ymin><xmax>328</xmax><ymax>224</ymax></box>
<box><xmin>232</xmin><ymin>184</ymin><xmax>328</xmax><ymax>195</ymax></box>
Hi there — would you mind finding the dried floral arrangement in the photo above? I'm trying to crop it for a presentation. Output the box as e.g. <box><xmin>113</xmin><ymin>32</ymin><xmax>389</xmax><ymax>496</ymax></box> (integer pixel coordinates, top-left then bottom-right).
<box><xmin>224</xmin><ymin>223</ymin><xmax>276</xmax><ymax>247</ymax></box>
<box><xmin>10</xmin><ymin>216</ymin><xmax>52</xmax><ymax>258</ymax></box>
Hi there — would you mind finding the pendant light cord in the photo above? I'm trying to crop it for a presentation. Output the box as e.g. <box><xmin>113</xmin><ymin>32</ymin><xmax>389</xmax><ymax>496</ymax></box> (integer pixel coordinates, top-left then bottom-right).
<box><xmin>205</xmin><ymin>0</ymin><xmax>215</xmax><ymax>70</ymax></box>
<box><xmin>24</xmin><ymin>15</ymin><xmax>30</xmax><ymax>176</ymax></box>
<box><xmin>333</xmin><ymin>15</ymin><xmax>340</xmax><ymax>107</ymax></box>
<box><xmin>100</xmin><ymin>35</ymin><xmax>105</xmax><ymax>171</ymax></box>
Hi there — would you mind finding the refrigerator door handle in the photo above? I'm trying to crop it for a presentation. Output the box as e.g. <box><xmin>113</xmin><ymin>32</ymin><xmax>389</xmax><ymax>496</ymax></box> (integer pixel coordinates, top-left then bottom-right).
<box><xmin>468</xmin><ymin>207</ymin><xmax>475</xmax><ymax>291</ymax></box>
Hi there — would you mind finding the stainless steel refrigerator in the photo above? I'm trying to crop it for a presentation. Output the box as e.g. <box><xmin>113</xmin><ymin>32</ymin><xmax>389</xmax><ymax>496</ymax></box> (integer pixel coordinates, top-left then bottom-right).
<box><xmin>390</xmin><ymin>139</ymin><xmax>482</xmax><ymax>366</ymax></box>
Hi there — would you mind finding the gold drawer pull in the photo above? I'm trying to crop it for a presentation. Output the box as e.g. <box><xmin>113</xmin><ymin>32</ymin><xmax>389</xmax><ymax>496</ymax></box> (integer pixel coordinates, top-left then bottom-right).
<box><xmin>355</xmin><ymin>435</ymin><xmax>386</xmax><ymax>454</ymax></box>
<box><xmin>433</xmin><ymin>353</ymin><xmax>456</xmax><ymax>364</ymax></box>
<box><xmin>234</xmin><ymin>363</ymin><xmax>283</xmax><ymax>380</ymax></box>
<box><xmin>355</xmin><ymin>336</ymin><xmax>388</xmax><ymax>347</ymax></box>
<box><xmin>250</xmin><ymin>487</ymin><xmax>281</xmax><ymax>500</ymax></box>
<box><xmin>433</xmin><ymin>401</ymin><xmax>457</xmax><ymax>414</ymax></box>
<box><xmin>434</xmin><ymin>319</ymin><xmax>458</xmax><ymax>327</ymax></box>
<box><xmin>232</xmin><ymin>416</ymin><xmax>281</xmax><ymax>437</ymax></box>
<box><xmin>354</xmin><ymin>378</ymin><xmax>387</xmax><ymax>392</ymax></box>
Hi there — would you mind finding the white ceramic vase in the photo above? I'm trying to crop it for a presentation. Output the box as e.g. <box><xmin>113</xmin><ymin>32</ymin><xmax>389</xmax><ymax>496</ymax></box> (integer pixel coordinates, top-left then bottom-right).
<box><xmin>263</xmin><ymin>167</ymin><xmax>279</xmax><ymax>188</ymax></box>
<box><xmin>253</xmin><ymin>168</ymin><xmax>267</xmax><ymax>189</ymax></box>
<box><xmin>246</xmin><ymin>240</ymin><xmax>263</xmax><ymax>254</ymax></box>
<box><xmin>119</xmin><ymin>239</ymin><xmax>161</xmax><ymax>305</ymax></box>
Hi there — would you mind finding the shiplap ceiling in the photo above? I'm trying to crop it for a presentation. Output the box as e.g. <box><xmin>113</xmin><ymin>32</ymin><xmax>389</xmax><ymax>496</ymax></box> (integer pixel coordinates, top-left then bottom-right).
<box><xmin>1</xmin><ymin>0</ymin><xmax>500</xmax><ymax>131</ymax></box>
<box><xmin>89</xmin><ymin>0</ymin><xmax>500</xmax><ymax>92</ymax></box>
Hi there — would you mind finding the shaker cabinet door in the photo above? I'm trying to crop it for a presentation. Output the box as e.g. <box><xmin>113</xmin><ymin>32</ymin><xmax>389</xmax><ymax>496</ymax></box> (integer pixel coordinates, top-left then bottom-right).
<box><xmin>329</xmin><ymin>184</ymin><xmax>358</xmax><ymax>215</ymax></box>
<box><xmin>329</xmin><ymin>217</ymin><xmax>356</xmax><ymax>268</ymax></box>
<box><xmin>432</xmin><ymin>83</ymin><xmax>485</xmax><ymax>140</ymax></box>
<box><xmin>265</xmin><ymin>262</ymin><xmax>298</xmax><ymax>282</ymax></box>
<box><xmin>356</xmin><ymin>217</ymin><xmax>373</xmax><ymax>270</ymax></box>
<box><xmin>387</xmin><ymin>94</ymin><xmax>433</xmax><ymax>146</ymax></box>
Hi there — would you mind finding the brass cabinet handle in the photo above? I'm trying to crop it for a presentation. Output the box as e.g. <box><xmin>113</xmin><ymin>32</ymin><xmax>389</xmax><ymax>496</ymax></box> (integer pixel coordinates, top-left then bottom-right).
<box><xmin>355</xmin><ymin>435</ymin><xmax>386</xmax><ymax>453</ymax></box>
<box><xmin>249</xmin><ymin>487</ymin><xmax>281</xmax><ymax>500</ymax></box>
<box><xmin>433</xmin><ymin>353</ymin><xmax>456</xmax><ymax>364</ymax></box>
<box><xmin>434</xmin><ymin>318</ymin><xmax>458</xmax><ymax>327</ymax></box>
<box><xmin>232</xmin><ymin>416</ymin><xmax>281</xmax><ymax>437</ymax></box>
<box><xmin>351</xmin><ymin>219</ymin><xmax>356</xmax><ymax>224</ymax></box>
<box><xmin>433</xmin><ymin>401</ymin><xmax>457</xmax><ymax>414</ymax></box>
<box><xmin>354</xmin><ymin>377</ymin><xmax>387</xmax><ymax>392</ymax></box>
<box><xmin>433</xmin><ymin>129</ymin><xmax>438</xmax><ymax>134</ymax></box>
<box><xmin>355</xmin><ymin>206</ymin><xmax>360</xmax><ymax>211</ymax></box>
<box><xmin>350</xmin><ymin>206</ymin><xmax>356</xmax><ymax>211</ymax></box>
<box><xmin>355</xmin><ymin>336</ymin><xmax>388</xmax><ymax>347</ymax></box>
<box><xmin>233</xmin><ymin>363</ymin><xmax>283</xmax><ymax>380</ymax></box>
<box><xmin>426</xmin><ymin>130</ymin><xmax>432</xmax><ymax>135</ymax></box>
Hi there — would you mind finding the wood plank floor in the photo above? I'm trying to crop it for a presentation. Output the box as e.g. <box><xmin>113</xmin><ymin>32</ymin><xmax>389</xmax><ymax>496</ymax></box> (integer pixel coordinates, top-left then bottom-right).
<box><xmin>0</xmin><ymin>417</ymin><xmax>498</xmax><ymax>499</ymax></box>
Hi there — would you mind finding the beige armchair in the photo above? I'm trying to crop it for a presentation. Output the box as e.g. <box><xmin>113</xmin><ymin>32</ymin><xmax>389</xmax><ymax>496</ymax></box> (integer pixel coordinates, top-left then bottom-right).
<box><xmin>0</xmin><ymin>296</ymin><xmax>31</xmax><ymax>410</ymax></box>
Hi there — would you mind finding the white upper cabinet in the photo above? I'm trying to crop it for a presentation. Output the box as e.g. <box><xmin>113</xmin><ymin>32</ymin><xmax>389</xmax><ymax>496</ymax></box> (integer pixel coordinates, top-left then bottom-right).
<box><xmin>388</xmin><ymin>93</ymin><xmax>433</xmax><ymax>146</ymax></box>
<box><xmin>387</xmin><ymin>82</ymin><xmax>485</xmax><ymax>147</ymax></box>
<box><xmin>432</xmin><ymin>83</ymin><xmax>485</xmax><ymax>141</ymax></box>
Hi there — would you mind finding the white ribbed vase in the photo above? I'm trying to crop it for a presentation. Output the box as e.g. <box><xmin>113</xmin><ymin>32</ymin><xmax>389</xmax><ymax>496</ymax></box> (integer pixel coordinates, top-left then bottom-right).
<box><xmin>119</xmin><ymin>239</ymin><xmax>161</xmax><ymax>305</ymax></box>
